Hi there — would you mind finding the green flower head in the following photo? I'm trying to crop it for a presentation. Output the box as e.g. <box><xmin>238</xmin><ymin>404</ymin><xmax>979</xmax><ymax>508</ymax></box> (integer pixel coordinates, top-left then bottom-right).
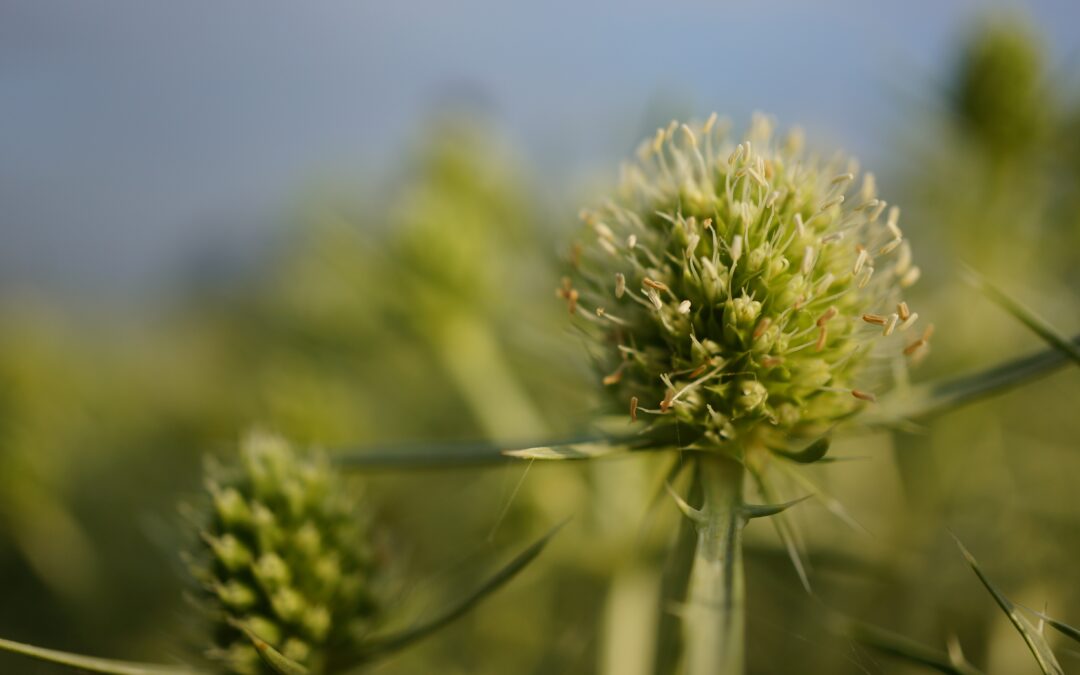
<box><xmin>953</xmin><ymin>17</ymin><xmax>1047</xmax><ymax>158</ymax></box>
<box><xmin>187</xmin><ymin>432</ymin><xmax>381</xmax><ymax>674</ymax></box>
<box><xmin>565</xmin><ymin>114</ymin><xmax>927</xmax><ymax>450</ymax></box>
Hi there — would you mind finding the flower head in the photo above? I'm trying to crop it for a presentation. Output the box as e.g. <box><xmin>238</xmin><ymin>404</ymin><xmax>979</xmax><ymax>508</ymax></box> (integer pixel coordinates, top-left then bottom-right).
<box><xmin>952</xmin><ymin>17</ymin><xmax>1047</xmax><ymax>158</ymax></box>
<box><xmin>186</xmin><ymin>432</ymin><xmax>380</xmax><ymax>674</ymax></box>
<box><xmin>567</xmin><ymin>114</ymin><xmax>925</xmax><ymax>450</ymax></box>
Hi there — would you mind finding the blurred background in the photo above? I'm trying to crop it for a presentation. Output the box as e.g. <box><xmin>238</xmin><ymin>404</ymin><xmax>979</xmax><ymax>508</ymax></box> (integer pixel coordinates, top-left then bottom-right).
<box><xmin>1</xmin><ymin>1</ymin><xmax>1079</xmax><ymax>673</ymax></box>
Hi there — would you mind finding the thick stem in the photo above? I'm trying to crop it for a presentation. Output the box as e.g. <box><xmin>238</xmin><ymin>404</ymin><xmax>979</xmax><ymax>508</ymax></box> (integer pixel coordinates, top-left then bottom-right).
<box><xmin>683</xmin><ymin>453</ymin><xmax>746</xmax><ymax>675</ymax></box>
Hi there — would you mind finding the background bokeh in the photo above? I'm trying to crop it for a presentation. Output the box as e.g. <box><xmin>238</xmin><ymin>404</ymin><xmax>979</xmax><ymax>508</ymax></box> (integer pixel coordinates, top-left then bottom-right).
<box><xmin>1</xmin><ymin>2</ymin><xmax>1079</xmax><ymax>673</ymax></box>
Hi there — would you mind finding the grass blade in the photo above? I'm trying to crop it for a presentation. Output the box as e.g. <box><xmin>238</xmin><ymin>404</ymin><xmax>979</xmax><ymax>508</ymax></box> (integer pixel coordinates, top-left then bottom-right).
<box><xmin>330</xmin><ymin>434</ymin><xmax>611</xmax><ymax>469</ymax></box>
<box><xmin>841</xmin><ymin>617</ymin><xmax>983</xmax><ymax>675</ymax></box>
<box><xmin>953</xmin><ymin>535</ymin><xmax>1063</xmax><ymax>675</ymax></box>
<box><xmin>0</xmin><ymin>637</ymin><xmax>201</xmax><ymax>675</ymax></box>
<box><xmin>964</xmin><ymin>268</ymin><xmax>1080</xmax><ymax>366</ymax></box>
<box><xmin>870</xmin><ymin>334</ymin><xmax>1080</xmax><ymax>424</ymax></box>
<box><xmin>359</xmin><ymin>521</ymin><xmax>565</xmax><ymax>658</ymax></box>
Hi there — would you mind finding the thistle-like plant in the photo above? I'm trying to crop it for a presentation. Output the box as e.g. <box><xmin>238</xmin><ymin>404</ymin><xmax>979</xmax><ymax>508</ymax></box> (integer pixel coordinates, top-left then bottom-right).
<box><xmin>565</xmin><ymin>113</ymin><xmax>925</xmax><ymax>448</ymax></box>
<box><xmin>186</xmin><ymin>431</ymin><xmax>381</xmax><ymax>674</ymax></box>
<box><xmin>554</xmin><ymin>113</ymin><xmax>927</xmax><ymax>674</ymax></box>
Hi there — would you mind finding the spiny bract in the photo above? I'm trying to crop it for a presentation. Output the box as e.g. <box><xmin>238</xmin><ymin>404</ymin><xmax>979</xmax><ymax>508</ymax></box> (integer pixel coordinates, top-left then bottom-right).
<box><xmin>564</xmin><ymin>114</ymin><xmax>928</xmax><ymax>451</ymax></box>
<box><xmin>187</xmin><ymin>432</ymin><xmax>380</xmax><ymax>674</ymax></box>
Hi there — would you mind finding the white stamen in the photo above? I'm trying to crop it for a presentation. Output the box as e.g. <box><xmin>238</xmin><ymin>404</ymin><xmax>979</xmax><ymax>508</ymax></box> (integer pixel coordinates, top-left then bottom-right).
<box><xmin>868</xmin><ymin>200</ymin><xmax>887</xmax><ymax>221</ymax></box>
<box><xmin>731</xmin><ymin>234</ymin><xmax>743</xmax><ymax>262</ymax></box>
<box><xmin>853</xmin><ymin>246</ymin><xmax>869</xmax><ymax>275</ymax></box>
<box><xmin>614</xmin><ymin>273</ymin><xmax>626</xmax><ymax>298</ymax></box>
<box><xmin>645</xmin><ymin>288</ymin><xmax>662</xmax><ymax>310</ymax></box>
<box><xmin>895</xmin><ymin>242</ymin><xmax>912</xmax><ymax>275</ymax></box>
<box><xmin>878</xmin><ymin>238</ymin><xmax>902</xmax><ymax>255</ymax></box>
<box><xmin>802</xmin><ymin>246</ymin><xmax>815</xmax><ymax>275</ymax></box>
<box><xmin>886</xmin><ymin>206</ymin><xmax>901</xmax><ymax>236</ymax></box>
<box><xmin>900</xmin><ymin>311</ymin><xmax>919</xmax><ymax>331</ymax></box>
<box><xmin>703</xmin><ymin>112</ymin><xmax>718</xmax><ymax>134</ymax></box>
<box><xmin>820</xmin><ymin>195</ymin><xmax>845</xmax><ymax>211</ymax></box>
<box><xmin>728</xmin><ymin>144</ymin><xmax>744</xmax><ymax>166</ymax></box>
<box><xmin>680</xmin><ymin>124</ymin><xmax>697</xmax><ymax>147</ymax></box>
<box><xmin>883</xmin><ymin>313</ymin><xmax>899</xmax><ymax>336</ymax></box>
<box><xmin>857</xmin><ymin>266</ymin><xmax>874</xmax><ymax>288</ymax></box>
<box><xmin>900</xmin><ymin>266</ymin><xmax>921</xmax><ymax>288</ymax></box>
<box><xmin>678</xmin><ymin>300</ymin><xmax>692</xmax><ymax>314</ymax></box>
<box><xmin>685</xmin><ymin>233</ymin><xmax>699</xmax><ymax>257</ymax></box>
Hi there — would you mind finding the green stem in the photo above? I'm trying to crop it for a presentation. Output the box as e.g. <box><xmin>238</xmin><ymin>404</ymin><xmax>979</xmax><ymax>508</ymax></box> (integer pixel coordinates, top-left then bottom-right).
<box><xmin>653</xmin><ymin>464</ymin><xmax>701</xmax><ymax>675</ymax></box>
<box><xmin>683</xmin><ymin>453</ymin><xmax>746</xmax><ymax>675</ymax></box>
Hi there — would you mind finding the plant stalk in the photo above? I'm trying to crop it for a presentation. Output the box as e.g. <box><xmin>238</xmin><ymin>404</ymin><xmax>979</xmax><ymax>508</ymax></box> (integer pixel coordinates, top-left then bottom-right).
<box><xmin>683</xmin><ymin>453</ymin><xmax>746</xmax><ymax>675</ymax></box>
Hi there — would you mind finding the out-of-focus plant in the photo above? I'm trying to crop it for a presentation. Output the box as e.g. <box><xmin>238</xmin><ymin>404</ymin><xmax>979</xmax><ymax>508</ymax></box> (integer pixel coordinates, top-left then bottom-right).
<box><xmin>950</xmin><ymin>16</ymin><xmax>1049</xmax><ymax>163</ymax></box>
<box><xmin>852</xmin><ymin>12</ymin><xmax>1080</xmax><ymax>674</ymax></box>
<box><xmin>0</xmin><ymin>431</ymin><xmax>559</xmax><ymax>674</ymax></box>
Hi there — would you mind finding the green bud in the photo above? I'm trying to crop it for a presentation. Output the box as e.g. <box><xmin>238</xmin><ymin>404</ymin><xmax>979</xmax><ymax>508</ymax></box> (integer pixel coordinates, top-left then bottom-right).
<box><xmin>294</xmin><ymin>522</ymin><xmax>321</xmax><ymax>558</ymax></box>
<box><xmin>212</xmin><ymin>486</ymin><xmax>252</xmax><ymax>528</ymax></box>
<box><xmin>207</xmin><ymin>534</ymin><xmax>252</xmax><ymax>573</ymax></box>
<box><xmin>282</xmin><ymin>639</ymin><xmax>311</xmax><ymax>665</ymax></box>
<box><xmin>245</xmin><ymin>615</ymin><xmax>282</xmax><ymax>647</ymax></box>
<box><xmin>253</xmin><ymin>553</ymin><xmax>291</xmax><ymax>592</ymax></box>
<box><xmin>216</xmin><ymin>580</ymin><xmax>258</xmax><ymax>611</ymax></box>
<box><xmin>186</xmin><ymin>432</ymin><xmax>383</xmax><ymax>674</ymax></box>
<box><xmin>734</xmin><ymin>380</ymin><xmax>768</xmax><ymax>412</ymax></box>
<box><xmin>271</xmin><ymin>587</ymin><xmax>307</xmax><ymax>623</ymax></box>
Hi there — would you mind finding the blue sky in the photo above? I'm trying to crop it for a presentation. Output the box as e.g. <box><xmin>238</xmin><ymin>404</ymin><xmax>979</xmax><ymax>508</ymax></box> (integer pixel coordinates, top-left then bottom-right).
<box><xmin>2</xmin><ymin>1</ymin><xmax>1078</xmax><ymax>298</ymax></box>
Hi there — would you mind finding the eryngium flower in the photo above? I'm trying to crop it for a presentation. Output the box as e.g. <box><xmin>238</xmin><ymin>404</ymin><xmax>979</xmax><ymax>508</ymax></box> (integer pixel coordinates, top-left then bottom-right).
<box><xmin>565</xmin><ymin>114</ymin><xmax>927</xmax><ymax>450</ymax></box>
<box><xmin>186</xmin><ymin>432</ymin><xmax>380</xmax><ymax>674</ymax></box>
<box><xmin>952</xmin><ymin>17</ymin><xmax>1046</xmax><ymax>158</ymax></box>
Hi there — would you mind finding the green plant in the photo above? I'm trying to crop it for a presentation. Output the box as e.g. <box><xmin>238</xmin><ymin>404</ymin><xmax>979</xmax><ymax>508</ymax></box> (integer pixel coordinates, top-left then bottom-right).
<box><xmin>326</xmin><ymin>114</ymin><xmax>1078</xmax><ymax>675</ymax></box>
<box><xmin>0</xmin><ymin>432</ymin><xmax>560</xmax><ymax>674</ymax></box>
<box><xmin>561</xmin><ymin>113</ymin><xmax>923</xmax><ymax>674</ymax></box>
<box><xmin>186</xmin><ymin>431</ymin><xmax>382</xmax><ymax>674</ymax></box>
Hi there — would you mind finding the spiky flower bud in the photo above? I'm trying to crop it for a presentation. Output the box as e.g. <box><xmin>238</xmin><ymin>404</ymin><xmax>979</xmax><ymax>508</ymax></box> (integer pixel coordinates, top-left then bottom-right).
<box><xmin>567</xmin><ymin>114</ymin><xmax>925</xmax><ymax>450</ymax></box>
<box><xmin>187</xmin><ymin>432</ymin><xmax>380</xmax><ymax>674</ymax></box>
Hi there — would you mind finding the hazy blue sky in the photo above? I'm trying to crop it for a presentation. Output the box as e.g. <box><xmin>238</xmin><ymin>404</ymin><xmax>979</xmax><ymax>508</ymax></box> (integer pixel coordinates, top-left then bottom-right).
<box><xmin>2</xmin><ymin>1</ymin><xmax>1078</xmax><ymax>298</ymax></box>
